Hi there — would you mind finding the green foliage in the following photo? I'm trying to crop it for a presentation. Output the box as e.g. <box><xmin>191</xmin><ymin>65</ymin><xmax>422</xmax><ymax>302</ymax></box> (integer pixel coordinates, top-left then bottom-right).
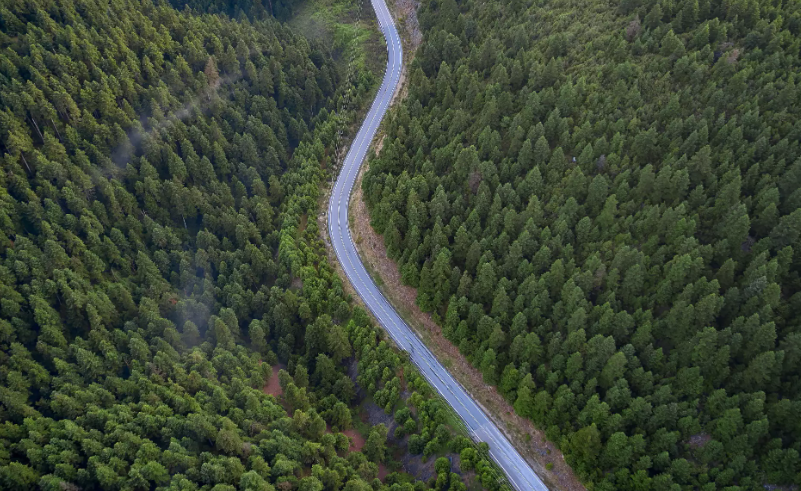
<box><xmin>171</xmin><ymin>0</ymin><xmax>303</xmax><ymax>21</ymax></box>
<box><xmin>363</xmin><ymin>0</ymin><xmax>801</xmax><ymax>487</ymax></box>
<box><xmin>364</xmin><ymin>424</ymin><xmax>388</xmax><ymax>463</ymax></box>
<box><xmin>0</xmin><ymin>0</ymin><xmax>472</xmax><ymax>490</ymax></box>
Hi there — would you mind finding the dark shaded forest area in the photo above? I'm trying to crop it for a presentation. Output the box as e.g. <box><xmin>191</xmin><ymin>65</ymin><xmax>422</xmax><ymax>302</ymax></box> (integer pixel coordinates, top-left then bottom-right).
<box><xmin>363</xmin><ymin>0</ymin><xmax>801</xmax><ymax>488</ymax></box>
<box><xmin>0</xmin><ymin>1</ymin><xmax>495</xmax><ymax>490</ymax></box>
<box><xmin>169</xmin><ymin>0</ymin><xmax>302</xmax><ymax>22</ymax></box>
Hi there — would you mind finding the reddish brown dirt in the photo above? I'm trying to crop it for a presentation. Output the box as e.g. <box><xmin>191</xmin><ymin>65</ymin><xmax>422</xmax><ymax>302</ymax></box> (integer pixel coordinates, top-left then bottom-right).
<box><xmin>263</xmin><ymin>365</ymin><xmax>283</xmax><ymax>397</ymax></box>
<box><xmin>343</xmin><ymin>428</ymin><xmax>365</xmax><ymax>452</ymax></box>
<box><xmin>333</xmin><ymin>425</ymin><xmax>387</xmax><ymax>480</ymax></box>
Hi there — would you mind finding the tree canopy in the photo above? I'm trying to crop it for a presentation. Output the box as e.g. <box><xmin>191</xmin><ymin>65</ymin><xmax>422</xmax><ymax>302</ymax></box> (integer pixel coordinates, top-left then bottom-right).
<box><xmin>363</xmin><ymin>0</ymin><xmax>801</xmax><ymax>487</ymax></box>
<box><xmin>0</xmin><ymin>0</ymin><xmax>491</xmax><ymax>490</ymax></box>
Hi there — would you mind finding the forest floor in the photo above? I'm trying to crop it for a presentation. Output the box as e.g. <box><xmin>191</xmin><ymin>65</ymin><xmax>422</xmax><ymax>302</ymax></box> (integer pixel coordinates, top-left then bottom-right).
<box><xmin>343</xmin><ymin>428</ymin><xmax>366</xmax><ymax>452</ymax></box>
<box><xmin>262</xmin><ymin>365</ymin><xmax>284</xmax><ymax>397</ymax></box>
<box><xmin>359</xmin><ymin>397</ymin><xmax>469</xmax><ymax>482</ymax></box>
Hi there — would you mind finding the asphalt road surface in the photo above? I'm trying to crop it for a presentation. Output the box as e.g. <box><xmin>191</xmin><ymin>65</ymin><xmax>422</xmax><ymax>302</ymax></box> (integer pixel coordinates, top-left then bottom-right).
<box><xmin>326</xmin><ymin>1</ymin><xmax>549</xmax><ymax>489</ymax></box>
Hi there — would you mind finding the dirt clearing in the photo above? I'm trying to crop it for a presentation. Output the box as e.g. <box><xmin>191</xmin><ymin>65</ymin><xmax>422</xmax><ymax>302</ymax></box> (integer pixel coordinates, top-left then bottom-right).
<box><xmin>263</xmin><ymin>365</ymin><xmax>283</xmax><ymax>397</ymax></box>
<box><xmin>343</xmin><ymin>428</ymin><xmax>366</xmax><ymax>452</ymax></box>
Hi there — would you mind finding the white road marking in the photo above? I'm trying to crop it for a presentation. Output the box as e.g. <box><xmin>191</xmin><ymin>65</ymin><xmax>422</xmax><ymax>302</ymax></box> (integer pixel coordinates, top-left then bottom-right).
<box><xmin>326</xmin><ymin>2</ymin><xmax>547</xmax><ymax>490</ymax></box>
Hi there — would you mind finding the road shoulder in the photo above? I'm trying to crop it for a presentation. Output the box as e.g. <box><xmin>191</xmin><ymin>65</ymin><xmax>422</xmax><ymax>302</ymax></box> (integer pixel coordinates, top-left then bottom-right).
<box><xmin>349</xmin><ymin>154</ymin><xmax>589</xmax><ymax>491</ymax></box>
<box><xmin>318</xmin><ymin>1</ymin><xmax>586</xmax><ymax>490</ymax></box>
<box><xmin>339</xmin><ymin>2</ymin><xmax>586</xmax><ymax>491</ymax></box>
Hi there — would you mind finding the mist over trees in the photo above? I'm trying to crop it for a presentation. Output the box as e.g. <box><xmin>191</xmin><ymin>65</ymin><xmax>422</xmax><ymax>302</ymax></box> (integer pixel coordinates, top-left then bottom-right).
<box><xmin>0</xmin><ymin>1</ymin><xmax>491</xmax><ymax>490</ymax></box>
<box><xmin>363</xmin><ymin>0</ymin><xmax>801</xmax><ymax>488</ymax></box>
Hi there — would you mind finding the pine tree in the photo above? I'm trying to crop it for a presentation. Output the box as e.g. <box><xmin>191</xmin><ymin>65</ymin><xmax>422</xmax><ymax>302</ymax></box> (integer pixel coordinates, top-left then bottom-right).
<box><xmin>364</xmin><ymin>424</ymin><xmax>388</xmax><ymax>463</ymax></box>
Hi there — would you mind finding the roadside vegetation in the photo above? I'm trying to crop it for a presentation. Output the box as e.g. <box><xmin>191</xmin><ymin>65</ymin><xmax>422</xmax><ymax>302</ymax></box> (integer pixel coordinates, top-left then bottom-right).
<box><xmin>289</xmin><ymin>0</ymin><xmax>386</xmax><ymax>79</ymax></box>
<box><xmin>362</xmin><ymin>0</ymin><xmax>801</xmax><ymax>488</ymax></box>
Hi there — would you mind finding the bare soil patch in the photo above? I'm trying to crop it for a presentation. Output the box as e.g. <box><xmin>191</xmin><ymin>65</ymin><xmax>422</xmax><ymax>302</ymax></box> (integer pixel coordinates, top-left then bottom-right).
<box><xmin>263</xmin><ymin>365</ymin><xmax>283</xmax><ymax>397</ymax></box>
<box><xmin>343</xmin><ymin>428</ymin><xmax>366</xmax><ymax>452</ymax></box>
<box><xmin>688</xmin><ymin>433</ymin><xmax>712</xmax><ymax>449</ymax></box>
<box><xmin>385</xmin><ymin>0</ymin><xmax>421</xmax><ymax>105</ymax></box>
<box><xmin>364</xmin><ymin>400</ymin><xmax>397</xmax><ymax>434</ymax></box>
<box><xmin>391</xmin><ymin>0</ymin><xmax>422</xmax><ymax>53</ymax></box>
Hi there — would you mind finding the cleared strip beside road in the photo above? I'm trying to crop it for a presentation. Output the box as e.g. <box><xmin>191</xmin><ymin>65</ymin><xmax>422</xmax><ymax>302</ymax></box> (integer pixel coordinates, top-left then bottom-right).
<box><xmin>326</xmin><ymin>1</ymin><xmax>549</xmax><ymax>490</ymax></box>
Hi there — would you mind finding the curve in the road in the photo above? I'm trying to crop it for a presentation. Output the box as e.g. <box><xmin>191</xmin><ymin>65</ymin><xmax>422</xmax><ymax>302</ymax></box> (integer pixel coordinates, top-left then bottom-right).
<box><xmin>327</xmin><ymin>2</ymin><xmax>549</xmax><ymax>490</ymax></box>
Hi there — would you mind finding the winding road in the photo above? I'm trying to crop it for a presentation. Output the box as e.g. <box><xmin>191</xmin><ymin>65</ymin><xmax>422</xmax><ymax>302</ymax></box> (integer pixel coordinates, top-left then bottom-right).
<box><xmin>326</xmin><ymin>1</ymin><xmax>549</xmax><ymax>490</ymax></box>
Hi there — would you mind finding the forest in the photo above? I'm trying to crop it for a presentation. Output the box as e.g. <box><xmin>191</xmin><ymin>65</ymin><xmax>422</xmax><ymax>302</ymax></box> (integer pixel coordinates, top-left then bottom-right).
<box><xmin>0</xmin><ymin>0</ymin><xmax>500</xmax><ymax>490</ymax></box>
<box><xmin>362</xmin><ymin>0</ymin><xmax>801</xmax><ymax>488</ymax></box>
<box><xmin>169</xmin><ymin>0</ymin><xmax>303</xmax><ymax>22</ymax></box>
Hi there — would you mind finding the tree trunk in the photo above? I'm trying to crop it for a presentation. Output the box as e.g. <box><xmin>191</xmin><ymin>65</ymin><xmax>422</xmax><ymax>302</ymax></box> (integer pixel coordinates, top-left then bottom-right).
<box><xmin>29</xmin><ymin>115</ymin><xmax>44</xmax><ymax>142</ymax></box>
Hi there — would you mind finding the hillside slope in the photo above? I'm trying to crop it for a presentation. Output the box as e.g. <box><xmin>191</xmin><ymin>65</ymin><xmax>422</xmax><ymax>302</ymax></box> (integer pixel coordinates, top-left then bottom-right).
<box><xmin>363</xmin><ymin>0</ymin><xmax>801</xmax><ymax>488</ymax></box>
<box><xmin>0</xmin><ymin>1</ymin><xmax>488</xmax><ymax>489</ymax></box>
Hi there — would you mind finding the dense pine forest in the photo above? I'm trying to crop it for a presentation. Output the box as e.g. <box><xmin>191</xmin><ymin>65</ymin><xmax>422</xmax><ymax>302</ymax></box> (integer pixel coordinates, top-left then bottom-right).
<box><xmin>363</xmin><ymin>0</ymin><xmax>801</xmax><ymax>488</ymax></box>
<box><xmin>169</xmin><ymin>0</ymin><xmax>302</xmax><ymax>22</ymax></box>
<box><xmin>0</xmin><ymin>1</ymin><xmax>498</xmax><ymax>490</ymax></box>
